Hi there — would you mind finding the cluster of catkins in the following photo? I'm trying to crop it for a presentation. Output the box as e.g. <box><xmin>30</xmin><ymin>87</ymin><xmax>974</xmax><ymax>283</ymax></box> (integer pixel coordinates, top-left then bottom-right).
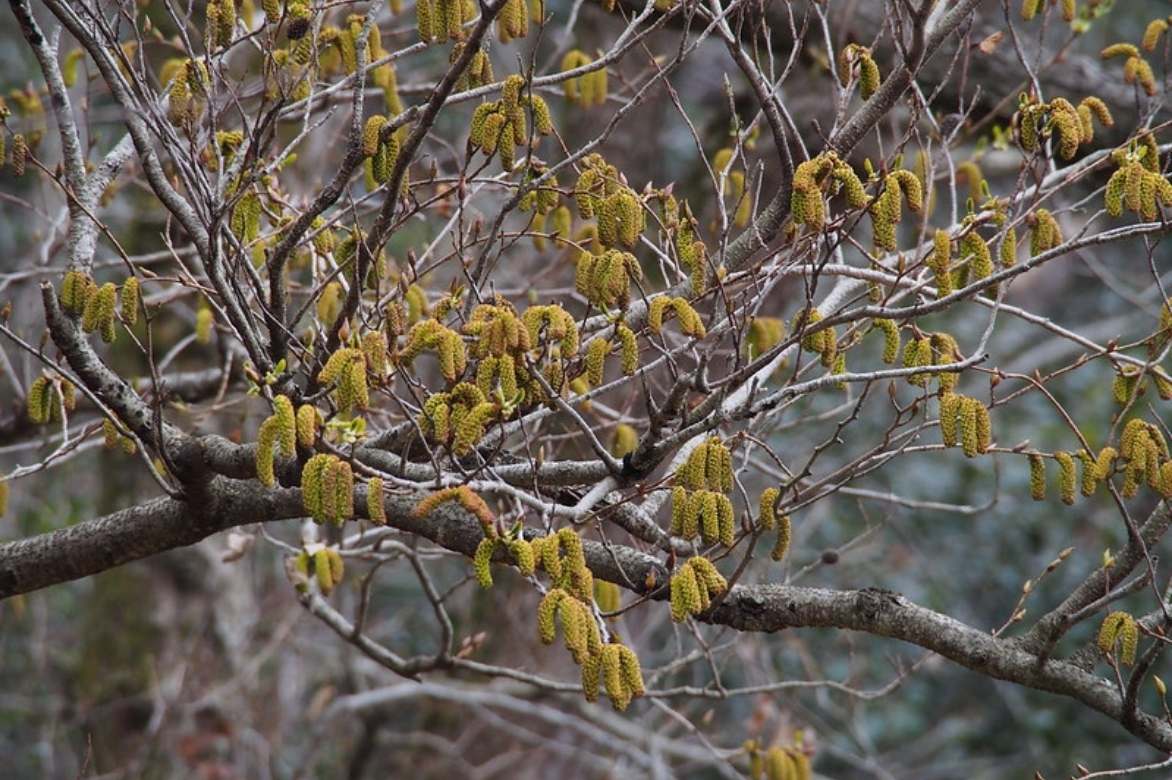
<box><xmin>560</xmin><ymin>50</ymin><xmax>608</xmax><ymax>108</ymax></box>
<box><xmin>292</xmin><ymin>545</ymin><xmax>346</xmax><ymax>596</ymax></box>
<box><xmin>300</xmin><ymin>454</ymin><xmax>355</xmax><ymax>524</ymax></box>
<box><xmin>582</xmin><ymin>319</ymin><xmax>637</xmax><ymax>385</ymax></box>
<box><xmin>535</xmin><ymin>530</ymin><xmax>646</xmax><ymax>711</ymax></box>
<box><xmin>1020</xmin><ymin>0</ymin><xmax>1075</xmax><ymax>23</ymax></box>
<box><xmin>669</xmin><ymin>437</ymin><xmax>736</xmax><ymax>546</ymax></box>
<box><xmin>648</xmin><ymin>296</ymin><xmax>706</xmax><ymax>338</ymax></box>
<box><xmin>1098</xmin><ymin>611</ymin><xmax>1139</xmax><ymax>666</ymax></box>
<box><xmin>1101</xmin><ymin>43</ymin><xmax>1157</xmax><ymax>97</ymax></box>
<box><xmin>926</xmin><ymin>218</ymin><xmax>1016</xmax><ymax>300</ymax></box>
<box><xmin>837</xmin><ymin>43</ymin><xmax>882</xmax><ymax>99</ymax></box>
<box><xmin>398</xmin><ymin>318</ymin><xmax>467</xmax><ymax>382</ymax></box>
<box><xmin>662</xmin><ymin>196</ymin><xmax>710</xmax><ymax>294</ymax></box>
<box><xmin>1112</xmin><ymin>362</ymin><xmax>1172</xmax><ymax>404</ymax></box>
<box><xmin>869</xmin><ymin>168</ymin><xmax>923</xmax><ymax>251</ymax></box>
<box><xmin>1027</xmin><ymin>420</ymin><xmax>1172</xmax><ymax>505</ymax></box>
<box><xmin>412</xmin><ymin>487</ymin><xmax>645</xmax><ymax>710</ymax></box>
<box><xmin>26</xmin><ymin>373</ymin><xmax>76</xmax><ymax>425</ymax></box>
<box><xmin>416</xmin><ymin>0</ymin><xmax>478</xmax><ymax>44</ymax></box>
<box><xmin>575</xmin><ymin>153</ymin><xmax>645</xmax><ymax>250</ymax></box>
<box><xmin>1105</xmin><ymin>136</ymin><xmax>1172</xmax><ymax>221</ymax></box>
<box><xmin>61</xmin><ymin>270</ymin><xmax>140</xmax><ymax>343</ymax></box>
<box><xmin>255</xmin><ymin>395</ymin><xmax>297</xmax><ymax>486</ymax></box>
<box><xmin>791</xmin><ymin>308</ymin><xmax>838</xmax><ymax>369</ymax></box>
<box><xmin>669</xmin><ymin>556</ymin><xmax>728</xmax><ymax>622</ymax></box>
<box><xmin>420</xmin><ymin>382</ymin><xmax>500</xmax><ymax>455</ymax></box>
<box><xmin>361</xmin><ymin>115</ymin><xmax>403</xmax><ymax>192</ymax></box>
<box><xmin>744</xmin><ymin>739</ymin><xmax>813</xmax><ymax>780</ymax></box>
<box><xmin>790</xmin><ymin>152</ymin><xmax>869</xmax><ymax>233</ymax></box>
<box><xmin>939</xmin><ymin>393</ymin><xmax>992</xmax><ymax>458</ymax></box>
<box><xmin>575</xmin><ymin>250</ymin><xmax>643</xmax><ymax>312</ymax></box>
<box><xmin>901</xmin><ymin>331</ymin><xmax>960</xmax><ymax>391</ymax></box>
<box><xmin>468</xmin><ymin>75</ymin><xmax>553</xmax><ymax>170</ymax></box>
<box><xmin>318</xmin><ymin>346</ymin><xmax>371</xmax><ymax>414</ymax></box>
<box><xmin>1116</xmin><ymin>418</ymin><xmax>1172</xmax><ymax>499</ymax></box>
<box><xmin>1017</xmin><ymin>95</ymin><xmax>1112</xmax><ymax>160</ymax></box>
<box><xmin>163</xmin><ymin>59</ymin><xmax>210</xmax><ymax>126</ymax></box>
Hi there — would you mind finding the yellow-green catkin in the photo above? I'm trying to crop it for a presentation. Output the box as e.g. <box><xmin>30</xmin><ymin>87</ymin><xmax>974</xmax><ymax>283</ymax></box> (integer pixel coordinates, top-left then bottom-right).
<box><xmin>1029</xmin><ymin>454</ymin><xmax>1046</xmax><ymax>500</ymax></box>
<box><xmin>473</xmin><ymin>537</ymin><xmax>496</xmax><ymax>588</ymax></box>
<box><xmin>771</xmin><ymin>511</ymin><xmax>792</xmax><ymax>562</ymax></box>
<box><xmin>873</xmin><ymin>318</ymin><xmax>899</xmax><ymax>364</ymax></box>
<box><xmin>928</xmin><ymin>229</ymin><xmax>953</xmax><ymax>297</ymax></box>
<box><xmin>1143</xmin><ymin>19</ymin><xmax>1169</xmax><ymax>52</ymax></box>
<box><xmin>255</xmin><ymin>416</ymin><xmax>279</xmax><ymax>487</ymax></box>
<box><xmin>1098</xmin><ymin>611</ymin><xmax>1138</xmax><ymax>665</ymax></box>
<box><xmin>366</xmin><ymin>477</ymin><xmax>386</xmax><ymax>524</ymax></box>
<box><xmin>273</xmin><ymin>395</ymin><xmax>296</xmax><ymax>457</ymax></box>
<box><xmin>195</xmin><ymin>307</ymin><xmax>214</xmax><ymax>343</ymax></box>
<box><xmin>61</xmin><ymin>269</ymin><xmax>95</xmax><ymax>314</ymax></box>
<box><xmin>26</xmin><ymin>376</ymin><xmax>50</xmax><ymax>424</ymax></box>
<box><xmin>611</xmin><ymin>423</ymin><xmax>637</xmax><ymax>458</ymax></box>
<box><xmin>11</xmin><ymin>134</ymin><xmax>27</xmax><ymax>177</ymax></box>
<box><xmin>1055</xmin><ymin>450</ymin><xmax>1076</xmax><ymax>505</ymax></box>
<box><xmin>81</xmin><ymin>282</ymin><xmax>118</xmax><ymax>343</ymax></box>
<box><xmin>296</xmin><ymin>404</ymin><xmax>318</xmax><ymax>448</ymax></box>
<box><xmin>120</xmin><ymin>277</ymin><xmax>140</xmax><ymax>327</ymax></box>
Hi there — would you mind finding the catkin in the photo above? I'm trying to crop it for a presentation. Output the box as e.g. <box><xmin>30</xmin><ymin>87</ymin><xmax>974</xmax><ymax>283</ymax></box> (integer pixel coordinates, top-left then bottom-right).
<box><xmin>473</xmin><ymin>537</ymin><xmax>496</xmax><ymax>587</ymax></box>
<box><xmin>1144</xmin><ymin>19</ymin><xmax>1169</xmax><ymax>52</ymax></box>
<box><xmin>195</xmin><ymin>308</ymin><xmax>214</xmax><ymax>343</ymax></box>
<box><xmin>255</xmin><ymin>416</ymin><xmax>279</xmax><ymax>487</ymax></box>
<box><xmin>366</xmin><ymin>477</ymin><xmax>386</xmax><ymax>524</ymax></box>
<box><xmin>296</xmin><ymin>404</ymin><xmax>319</xmax><ymax>448</ymax></box>
<box><xmin>1098</xmin><ymin>611</ymin><xmax>1139</xmax><ymax>665</ymax></box>
<box><xmin>611</xmin><ymin>423</ymin><xmax>637</xmax><ymax>458</ymax></box>
<box><xmin>272</xmin><ymin>395</ymin><xmax>296</xmax><ymax>456</ymax></box>
<box><xmin>765</xmin><ymin>508</ymin><xmax>790</xmax><ymax>561</ymax></box>
<box><xmin>1055</xmin><ymin>450</ymin><xmax>1076</xmax><ymax>505</ymax></box>
<box><xmin>1029</xmin><ymin>454</ymin><xmax>1046</xmax><ymax>500</ymax></box>
<box><xmin>120</xmin><ymin>277</ymin><xmax>140</xmax><ymax>327</ymax></box>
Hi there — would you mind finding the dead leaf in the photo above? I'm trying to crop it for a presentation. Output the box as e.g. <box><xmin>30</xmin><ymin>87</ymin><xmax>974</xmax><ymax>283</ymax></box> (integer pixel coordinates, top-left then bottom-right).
<box><xmin>979</xmin><ymin>31</ymin><xmax>1004</xmax><ymax>54</ymax></box>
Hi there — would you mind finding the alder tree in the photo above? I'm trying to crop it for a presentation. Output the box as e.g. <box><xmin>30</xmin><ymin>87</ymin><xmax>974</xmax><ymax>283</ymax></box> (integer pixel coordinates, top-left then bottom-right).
<box><xmin>2</xmin><ymin>0</ymin><xmax>1172</xmax><ymax>775</ymax></box>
